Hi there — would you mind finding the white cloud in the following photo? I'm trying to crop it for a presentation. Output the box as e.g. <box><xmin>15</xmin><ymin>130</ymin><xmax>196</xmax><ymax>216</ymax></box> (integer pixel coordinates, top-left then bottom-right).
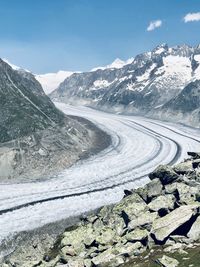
<box><xmin>147</xmin><ymin>20</ymin><xmax>162</xmax><ymax>31</ymax></box>
<box><xmin>184</xmin><ymin>12</ymin><xmax>200</xmax><ymax>22</ymax></box>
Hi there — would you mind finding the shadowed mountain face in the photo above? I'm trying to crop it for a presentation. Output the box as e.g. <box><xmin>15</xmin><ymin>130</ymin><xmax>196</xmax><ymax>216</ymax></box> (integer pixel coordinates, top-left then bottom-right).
<box><xmin>0</xmin><ymin>59</ymin><xmax>109</xmax><ymax>181</ymax></box>
<box><xmin>163</xmin><ymin>80</ymin><xmax>200</xmax><ymax>113</ymax></box>
<box><xmin>0</xmin><ymin>59</ymin><xmax>65</xmax><ymax>143</ymax></box>
<box><xmin>50</xmin><ymin>44</ymin><xmax>200</xmax><ymax>125</ymax></box>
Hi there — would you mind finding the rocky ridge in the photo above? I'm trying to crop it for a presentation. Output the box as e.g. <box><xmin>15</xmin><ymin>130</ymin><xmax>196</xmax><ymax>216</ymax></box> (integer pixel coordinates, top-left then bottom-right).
<box><xmin>3</xmin><ymin>152</ymin><xmax>200</xmax><ymax>266</ymax></box>
<box><xmin>50</xmin><ymin>44</ymin><xmax>200</xmax><ymax>127</ymax></box>
<box><xmin>0</xmin><ymin>59</ymin><xmax>110</xmax><ymax>181</ymax></box>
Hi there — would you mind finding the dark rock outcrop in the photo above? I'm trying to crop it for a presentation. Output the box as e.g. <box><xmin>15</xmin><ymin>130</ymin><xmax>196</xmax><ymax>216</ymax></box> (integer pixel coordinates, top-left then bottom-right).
<box><xmin>0</xmin><ymin>59</ymin><xmax>109</xmax><ymax>181</ymax></box>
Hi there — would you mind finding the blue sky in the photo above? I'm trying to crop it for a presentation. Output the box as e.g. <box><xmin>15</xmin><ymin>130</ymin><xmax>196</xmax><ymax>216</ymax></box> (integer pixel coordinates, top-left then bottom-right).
<box><xmin>0</xmin><ymin>0</ymin><xmax>200</xmax><ymax>73</ymax></box>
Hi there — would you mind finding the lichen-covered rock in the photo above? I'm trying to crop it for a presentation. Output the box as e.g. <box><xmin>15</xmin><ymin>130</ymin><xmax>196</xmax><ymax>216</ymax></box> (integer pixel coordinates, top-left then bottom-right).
<box><xmin>187</xmin><ymin>215</ymin><xmax>200</xmax><ymax>241</ymax></box>
<box><xmin>146</xmin><ymin>178</ymin><xmax>163</xmax><ymax>199</ymax></box>
<box><xmin>128</xmin><ymin>211</ymin><xmax>158</xmax><ymax>230</ymax></box>
<box><xmin>157</xmin><ymin>255</ymin><xmax>179</xmax><ymax>267</ymax></box>
<box><xmin>91</xmin><ymin>247</ymin><xmax>124</xmax><ymax>267</ymax></box>
<box><xmin>176</xmin><ymin>183</ymin><xmax>199</xmax><ymax>204</ymax></box>
<box><xmin>151</xmin><ymin>204</ymin><xmax>199</xmax><ymax>242</ymax></box>
<box><xmin>112</xmin><ymin>192</ymin><xmax>148</xmax><ymax>220</ymax></box>
<box><xmin>149</xmin><ymin>165</ymin><xmax>179</xmax><ymax>185</ymax></box>
<box><xmin>84</xmin><ymin>259</ymin><xmax>92</xmax><ymax>267</ymax></box>
<box><xmin>125</xmin><ymin>228</ymin><xmax>149</xmax><ymax>242</ymax></box>
<box><xmin>173</xmin><ymin>161</ymin><xmax>193</xmax><ymax>174</ymax></box>
<box><xmin>115</xmin><ymin>241</ymin><xmax>144</xmax><ymax>257</ymax></box>
<box><xmin>165</xmin><ymin>182</ymin><xmax>199</xmax><ymax>204</ymax></box>
<box><xmin>148</xmin><ymin>195</ymin><xmax>175</xmax><ymax>212</ymax></box>
<box><xmin>135</xmin><ymin>186</ymin><xmax>148</xmax><ymax>202</ymax></box>
<box><xmin>102</xmin><ymin>213</ymin><xmax>126</xmax><ymax>236</ymax></box>
<box><xmin>4</xmin><ymin>154</ymin><xmax>200</xmax><ymax>267</ymax></box>
<box><xmin>61</xmin><ymin>246</ymin><xmax>76</xmax><ymax>257</ymax></box>
<box><xmin>64</xmin><ymin>258</ymin><xmax>85</xmax><ymax>267</ymax></box>
<box><xmin>95</xmin><ymin>227</ymin><xmax>117</xmax><ymax>245</ymax></box>
<box><xmin>61</xmin><ymin>224</ymin><xmax>94</xmax><ymax>248</ymax></box>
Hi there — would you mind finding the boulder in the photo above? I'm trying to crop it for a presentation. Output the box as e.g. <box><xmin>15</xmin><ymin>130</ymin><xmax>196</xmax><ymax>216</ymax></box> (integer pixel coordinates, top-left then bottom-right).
<box><xmin>148</xmin><ymin>195</ymin><xmax>175</xmax><ymax>212</ymax></box>
<box><xmin>112</xmin><ymin>192</ymin><xmax>148</xmax><ymax>220</ymax></box>
<box><xmin>61</xmin><ymin>224</ymin><xmax>94</xmax><ymax>248</ymax></box>
<box><xmin>177</xmin><ymin>183</ymin><xmax>199</xmax><ymax>204</ymax></box>
<box><xmin>166</xmin><ymin>182</ymin><xmax>199</xmax><ymax>204</ymax></box>
<box><xmin>99</xmin><ymin>206</ymin><xmax>113</xmax><ymax>221</ymax></box>
<box><xmin>151</xmin><ymin>205</ymin><xmax>199</xmax><ymax>242</ymax></box>
<box><xmin>125</xmin><ymin>228</ymin><xmax>149</xmax><ymax>242</ymax></box>
<box><xmin>135</xmin><ymin>186</ymin><xmax>148</xmax><ymax>202</ymax></box>
<box><xmin>96</xmin><ymin>227</ymin><xmax>117</xmax><ymax>245</ymax></box>
<box><xmin>65</xmin><ymin>258</ymin><xmax>85</xmax><ymax>267</ymax></box>
<box><xmin>187</xmin><ymin>215</ymin><xmax>200</xmax><ymax>241</ymax></box>
<box><xmin>61</xmin><ymin>246</ymin><xmax>76</xmax><ymax>257</ymax></box>
<box><xmin>128</xmin><ymin>211</ymin><xmax>158</xmax><ymax>230</ymax></box>
<box><xmin>157</xmin><ymin>255</ymin><xmax>179</xmax><ymax>267</ymax></box>
<box><xmin>173</xmin><ymin>161</ymin><xmax>193</xmax><ymax>174</ymax></box>
<box><xmin>146</xmin><ymin>178</ymin><xmax>163</xmax><ymax>199</ymax></box>
<box><xmin>164</xmin><ymin>183</ymin><xmax>178</xmax><ymax>195</ymax></box>
<box><xmin>84</xmin><ymin>259</ymin><xmax>92</xmax><ymax>267</ymax></box>
<box><xmin>91</xmin><ymin>247</ymin><xmax>124</xmax><ymax>267</ymax></box>
<box><xmin>104</xmin><ymin>213</ymin><xmax>126</xmax><ymax>236</ymax></box>
<box><xmin>149</xmin><ymin>165</ymin><xmax>179</xmax><ymax>185</ymax></box>
<box><xmin>115</xmin><ymin>241</ymin><xmax>143</xmax><ymax>257</ymax></box>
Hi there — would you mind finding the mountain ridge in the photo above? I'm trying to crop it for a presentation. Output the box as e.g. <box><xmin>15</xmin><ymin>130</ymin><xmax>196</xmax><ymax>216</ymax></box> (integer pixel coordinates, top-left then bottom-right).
<box><xmin>50</xmin><ymin>43</ymin><xmax>200</xmax><ymax>127</ymax></box>
<box><xmin>0</xmin><ymin>58</ymin><xmax>109</xmax><ymax>181</ymax></box>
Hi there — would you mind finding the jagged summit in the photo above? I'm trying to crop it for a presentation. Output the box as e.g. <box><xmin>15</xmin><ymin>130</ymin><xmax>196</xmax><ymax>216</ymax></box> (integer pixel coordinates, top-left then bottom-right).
<box><xmin>91</xmin><ymin>57</ymin><xmax>134</xmax><ymax>71</ymax></box>
<box><xmin>50</xmin><ymin>43</ymin><xmax>200</xmax><ymax>127</ymax></box>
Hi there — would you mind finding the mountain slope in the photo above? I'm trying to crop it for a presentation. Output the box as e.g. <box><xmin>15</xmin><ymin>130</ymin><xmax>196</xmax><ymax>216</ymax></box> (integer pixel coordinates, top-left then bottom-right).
<box><xmin>50</xmin><ymin>44</ymin><xmax>200</xmax><ymax>125</ymax></box>
<box><xmin>0</xmin><ymin>59</ymin><xmax>109</xmax><ymax>181</ymax></box>
<box><xmin>91</xmin><ymin>57</ymin><xmax>134</xmax><ymax>71</ymax></box>
<box><xmin>153</xmin><ymin>79</ymin><xmax>200</xmax><ymax>126</ymax></box>
<box><xmin>0</xmin><ymin>59</ymin><xmax>65</xmax><ymax>143</ymax></box>
<box><xmin>35</xmin><ymin>71</ymin><xmax>74</xmax><ymax>94</ymax></box>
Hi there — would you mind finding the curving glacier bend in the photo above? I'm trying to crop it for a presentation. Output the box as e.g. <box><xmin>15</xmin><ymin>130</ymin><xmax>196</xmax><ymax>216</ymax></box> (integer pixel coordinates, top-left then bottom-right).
<box><xmin>1</xmin><ymin>102</ymin><xmax>200</xmax><ymax>244</ymax></box>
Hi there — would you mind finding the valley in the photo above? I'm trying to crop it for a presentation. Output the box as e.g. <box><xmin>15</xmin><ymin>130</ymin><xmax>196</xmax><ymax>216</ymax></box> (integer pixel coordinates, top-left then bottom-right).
<box><xmin>1</xmin><ymin>102</ymin><xmax>200</xmax><ymax>259</ymax></box>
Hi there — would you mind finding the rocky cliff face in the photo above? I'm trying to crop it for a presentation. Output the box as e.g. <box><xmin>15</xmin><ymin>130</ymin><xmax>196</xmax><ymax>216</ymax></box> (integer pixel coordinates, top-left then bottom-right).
<box><xmin>0</xmin><ymin>59</ymin><xmax>65</xmax><ymax>143</ymax></box>
<box><xmin>3</xmin><ymin>152</ymin><xmax>200</xmax><ymax>267</ymax></box>
<box><xmin>153</xmin><ymin>79</ymin><xmax>200</xmax><ymax>126</ymax></box>
<box><xmin>0</xmin><ymin>59</ymin><xmax>109</xmax><ymax>181</ymax></box>
<box><xmin>50</xmin><ymin>44</ymin><xmax>200</xmax><ymax>126</ymax></box>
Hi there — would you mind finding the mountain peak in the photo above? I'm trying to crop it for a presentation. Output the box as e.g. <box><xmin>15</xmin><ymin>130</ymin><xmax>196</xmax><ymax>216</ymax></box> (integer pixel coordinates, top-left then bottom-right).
<box><xmin>2</xmin><ymin>58</ymin><xmax>30</xmax><ymax>73</ymax></box>
<box><xmin>91</xmin><ymin>57</ymin><xmax>134</xmax><ymax>71</ymax></box>
<box><xmin>153</xmin><ymin>43</ymin><xmax>168</xmax><ymax>54</ymax></box>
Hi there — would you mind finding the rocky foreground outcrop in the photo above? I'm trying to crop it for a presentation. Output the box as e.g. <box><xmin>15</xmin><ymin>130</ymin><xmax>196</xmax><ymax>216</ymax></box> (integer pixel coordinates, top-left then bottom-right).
<box><xmin>3</xmin><ymin>152</ymin><xmax>200</xmax><ymax>267</ymax></box>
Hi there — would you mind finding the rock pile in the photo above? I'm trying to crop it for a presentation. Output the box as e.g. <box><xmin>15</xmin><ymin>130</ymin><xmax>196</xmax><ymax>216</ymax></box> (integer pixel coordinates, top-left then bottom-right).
<box><xmin>3</xmin><ymin>152</ymin><xmax>200</xmax><ymax>267</ymax></box>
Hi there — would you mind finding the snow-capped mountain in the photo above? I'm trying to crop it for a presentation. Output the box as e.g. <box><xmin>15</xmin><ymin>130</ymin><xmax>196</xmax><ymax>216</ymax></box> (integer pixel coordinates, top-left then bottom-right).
<box><xmin>3</xmin><ymin>58</ymin><xmax>30</xmax><ymax>73</ymax></box>
<box><xmin>50</xmin><ymin>43</ymin><xmax>200</xmax><ymax>126</ymax></box>
<box><xmin>3</xmin><ymin>59</ymin><xmax>75</xmax><ymax>95</ymax></box>
<box><xmin>91</xmin><ymin>57</ymin><xmax>134</xmax><ymax>71</ymax></box>
<box><xmin>35</xmin><ymin>71</ymin><xmax>75</xmax><ymax>94</ymax></box>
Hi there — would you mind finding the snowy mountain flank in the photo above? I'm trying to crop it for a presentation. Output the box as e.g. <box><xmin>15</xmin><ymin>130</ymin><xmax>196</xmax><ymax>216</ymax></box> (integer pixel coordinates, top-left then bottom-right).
<box><xmin>91</xmin><ymin>57</ymin><xmax>134</xmax><ymax>71</ymax></box>
<box><xmin>0</xmin><ymin>59</ymin><xmax>108</xmax><ymax>181</ymax></box>
<box><xmin>35</xmin><ymin>71</ymin><xmax>75</xmax><ymax>94</ymax></box>
<box><xmin>50</xmin><ymin>44</ymin><xmax>200</xmax><ymax>127</ymax></box>
<box><xmin>35</xmin><ymin>58</ymin><xmax>134</xmax><ymax>94</ymax></box>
